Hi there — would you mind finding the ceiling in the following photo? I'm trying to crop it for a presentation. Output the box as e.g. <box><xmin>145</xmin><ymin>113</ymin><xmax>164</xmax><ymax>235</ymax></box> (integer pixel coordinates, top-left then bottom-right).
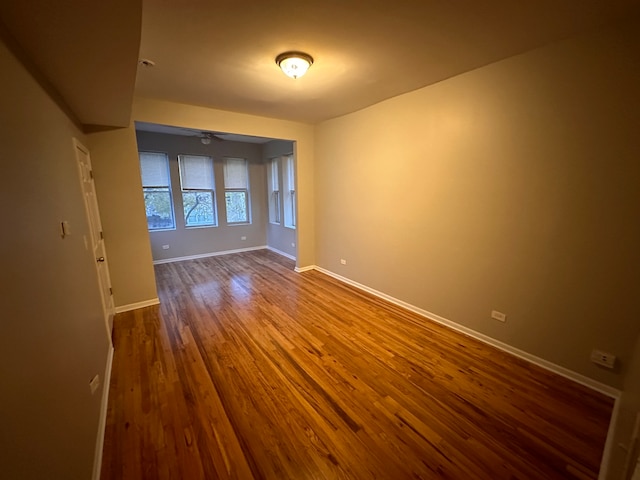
<box><xmin>0</xmin><ymin>0</ymin><xmax>141</xmax><ymax>127</ymax></box>
<box><xmin>135</xmin><ymin>0</ymin><xmax>639</xmax><ymax>124</ymax></box>
<box><xmin>2</xmin><ymin>0</ymin><xmax>639</xmax><ymax>127</ymax></box>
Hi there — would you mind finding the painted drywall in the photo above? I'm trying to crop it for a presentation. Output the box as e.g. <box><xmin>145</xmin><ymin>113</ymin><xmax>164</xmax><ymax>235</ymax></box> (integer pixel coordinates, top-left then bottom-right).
<box><xmin>136</xmin><ymin>130</ymin><xmax>267</xmax><ymax>260</ymax></box>
<box><xmin>87</xmin><ymin>127</ymin><xmax>159</xmax><ymax>307</ymax></box>
<box><xmin>263</xmin><ymin>140</ymin><xmax>296</xmax><ymax>258</ymax></box>
<box><xmin>314</xmin><ymin>18</ymin><xmax>640</xmax><ymax>388</ymax></box>
<box><xmin>0</xmin><ymin>36</ymin><xmax>110</xmax><ymax>479</ymax></box>
<box><xmin>133</xmin><ymin>97</ymin><xmax>315</xmax><ymax>268</ymax></box>
<box><xmin>608</xmin><ymin>333</ymin><xmax>640</xmax><ymax>479</ymax></box>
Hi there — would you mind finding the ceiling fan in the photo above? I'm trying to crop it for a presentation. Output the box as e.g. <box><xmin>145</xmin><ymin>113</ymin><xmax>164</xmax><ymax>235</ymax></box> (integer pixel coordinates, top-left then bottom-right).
<box><xmin>199</xmin><ymin>131</ymin><xmax>226</xmax><ymax>144</ymax></box>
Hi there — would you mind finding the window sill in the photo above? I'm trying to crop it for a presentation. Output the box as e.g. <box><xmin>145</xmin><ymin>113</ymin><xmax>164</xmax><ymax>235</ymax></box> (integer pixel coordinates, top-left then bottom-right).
<box><xmin>185</xmin><ymin>224</ymin><xmax>217</xmax><ymax>229</ymax></box>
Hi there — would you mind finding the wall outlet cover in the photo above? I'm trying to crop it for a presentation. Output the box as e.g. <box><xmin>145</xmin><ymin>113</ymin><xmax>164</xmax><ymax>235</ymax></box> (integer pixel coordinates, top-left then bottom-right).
<box><xmin>491</xmin><ymin>310</ymin><xmax>507</xmax><ymax>322</ymax></box>
<box><xmin>590</xmin><ymin>349</ymin><xmax>616</xmax><ymax>369</ymax></box>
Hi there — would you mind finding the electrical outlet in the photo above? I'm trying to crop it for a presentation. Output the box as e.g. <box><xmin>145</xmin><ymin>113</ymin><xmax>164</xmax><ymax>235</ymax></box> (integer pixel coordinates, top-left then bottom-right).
<box><xmin>89</xmin><ymin>374</ymin><xmax>100</xmax><ymax>395</ymax></box>
<box><xmin>340</xmin><ymin>259</ymin><xmax>347</xmax><ymax>265</ymax></box>
<box><xmin>590</xmin><ymin>349</ymin><xmax>616</xmax><ymax>369</ymax></box>
<box><xmin>162</xmin><ymin>244</ymin><xmax>170</xmax><ymax>250</ymax></box>
<box><xmin>291</xmin><ymin>242</ymin><xmax>295</xmax><ymax>248</ymax></box>
<box><xmin>491</xmin><ymin>310</ymin><xmax>506</xmax><ymax>322</ymax></box>
<box><xmin>241</xmin><ymin>236</ymin><xmax>247</xmax><ymax>240</ymax></box>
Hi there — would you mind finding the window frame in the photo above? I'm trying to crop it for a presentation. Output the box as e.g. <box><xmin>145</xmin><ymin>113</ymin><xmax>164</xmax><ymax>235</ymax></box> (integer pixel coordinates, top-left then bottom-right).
<box><xmin>283</xmin><ymin>155</ymin><xmax>296</xmax><ymax>229</ymax></box>
<box><xmin>223</xmin><ymin>157</ymin><xmax>251</xmax><ymax>225</ymax></box>
<box><xmin>178</xmin><ymin>154</ymin><xmax>218</xmax><ymax>228</ymax></box>
<box><xmin>139</xmin><ymin>151</ymin><xmax>176</xmax><ymax>232</ymax></box>
<box><xmin>268</xmin><ymin>158</ymin><xmax>281</xmax><ymax>224</ymax></box>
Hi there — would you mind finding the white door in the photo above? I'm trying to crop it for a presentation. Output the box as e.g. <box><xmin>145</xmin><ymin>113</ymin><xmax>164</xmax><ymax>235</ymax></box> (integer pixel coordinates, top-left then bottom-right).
<box><xmin>74</xmin><ymin>139</ymin><xmax>114</xmax><ymax>343</ymax></box>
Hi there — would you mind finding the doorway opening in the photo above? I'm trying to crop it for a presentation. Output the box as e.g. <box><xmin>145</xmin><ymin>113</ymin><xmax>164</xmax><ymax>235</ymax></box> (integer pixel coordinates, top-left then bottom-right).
<box><xmin>133</xmin><ymin>122</ymin><xmax>298</xmax><ymax>266</ymax></box>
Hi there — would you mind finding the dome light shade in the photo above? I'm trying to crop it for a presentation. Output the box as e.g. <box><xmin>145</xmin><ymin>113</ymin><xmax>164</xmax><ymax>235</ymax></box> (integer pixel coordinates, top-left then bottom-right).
<box><xmin>276</xmin><ymin>52</ymin><xmax>314</xmax><ymax>79</ymax></box>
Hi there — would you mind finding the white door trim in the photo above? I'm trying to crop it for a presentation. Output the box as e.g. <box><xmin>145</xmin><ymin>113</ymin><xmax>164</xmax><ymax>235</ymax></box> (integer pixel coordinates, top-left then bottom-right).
<box><xmin>73</xmin><ymin>138</ymin><xmax>115</xmax><ymax>343</ymax></box>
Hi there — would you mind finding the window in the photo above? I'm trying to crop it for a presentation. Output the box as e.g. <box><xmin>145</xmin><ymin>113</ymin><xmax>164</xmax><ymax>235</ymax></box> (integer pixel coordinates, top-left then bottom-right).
<box><xmin>223</xmin><ymin>157</ymin><xmax>250</xmax><ymax>224</ymax></box>
<box><xmin>139</xmin><ymin>151</ymin><xmax>175</xmax><ymax>230</ymax></box>
<box><xmin>267</xmin><ymin>158</ymin><xmax>280</xmax><ymax>224</ymax></box>
<box><xmin>178</xmin><ymin>154</ymin><xmax>217</xmax><ymax>227</ymax></box>
<box><xmin>283</xmin><ymin>155</ymin><xmax>296</xmax><ymax>228</ymax></box>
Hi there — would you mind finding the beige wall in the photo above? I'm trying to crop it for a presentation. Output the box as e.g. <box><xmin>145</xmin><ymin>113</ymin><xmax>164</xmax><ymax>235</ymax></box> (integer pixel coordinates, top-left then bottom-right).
<box><xmin>263</xmin><ymin>140</ymin><xmax>297</xmax><ymax>258</ymax></box>
<box><xmin>0</xmin><ymin>36</ymin><xmax>110</xmax><ymax>479</ymax></box>
<box><xmin>87</xmin><ymin>127</ymin><xmax>158</xmax><ymax>307</ymax></box>
<box><xmin>314</xmin><ymin>19</ymin><xmax>640</xmax><ymax>389</ymax></box>
<box><xmin>136</xmin><ymin>130</ymin><xmax>267</xmax><ymax>260</ymax></box>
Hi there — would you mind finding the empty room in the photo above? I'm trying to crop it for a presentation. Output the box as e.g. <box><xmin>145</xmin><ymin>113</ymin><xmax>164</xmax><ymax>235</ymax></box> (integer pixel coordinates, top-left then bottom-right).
<box><xmin>1</xmin><ymin>1</ymin><xmax>639</xmax><ymax>479</ymax></box>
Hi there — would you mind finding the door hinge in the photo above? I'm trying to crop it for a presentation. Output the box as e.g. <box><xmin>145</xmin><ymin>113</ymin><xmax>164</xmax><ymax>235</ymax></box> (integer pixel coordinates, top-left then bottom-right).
<box><xmin>89</xmin><ymin>170</ymin><xmax>94</xmax><ymax>179</ymax></box>
<box><xmin>100</xmin><ymin>231</ymin><xmax>104</xmax><ymax>240</ymax></box>
<box><xmin>109</xmin><ymin>287</ymin><xmax>113</xmax><ymax>295</ymax></box>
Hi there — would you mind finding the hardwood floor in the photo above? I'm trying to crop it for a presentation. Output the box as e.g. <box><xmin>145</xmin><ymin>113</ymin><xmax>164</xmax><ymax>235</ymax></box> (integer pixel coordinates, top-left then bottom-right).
<box><xmin>101</xmin><ymin>250</ymin><xmax>614</xmax><ymax>479</ymax></box>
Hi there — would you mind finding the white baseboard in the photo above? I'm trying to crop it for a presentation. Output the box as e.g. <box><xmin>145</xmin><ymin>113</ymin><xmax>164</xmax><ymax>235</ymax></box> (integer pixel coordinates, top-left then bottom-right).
<box><xmin>92</xmin><ymin>345</ymin><xmax>114</xmax><ymax>480</ymax></box>
<box><xmin>114</xmin><ymin>297</ymin><xmax>160</xmax><ymax>314</ymax></box>
<box><xmin>599</xmin><ymin>396</ymin><xmax>621</xmax><ymax>480</ymax></box>
<box><xmin>313</xmin><ymin>265</ymin><xmax>621</xmax><ymax>399</ymax></box>
<box><xmin>266</xmin><ymin>246</ymin><xmax>296</xmax><ymax>261</ymax></box>
<box><xmin>295</xmin><ymin>265</ymin><xmax>315</xmax><ymax>273</ymax></box>
<box><xmin>153</xmin><ymin>245</ymin><xmax>267</xmax><ymax>265</ymax></box>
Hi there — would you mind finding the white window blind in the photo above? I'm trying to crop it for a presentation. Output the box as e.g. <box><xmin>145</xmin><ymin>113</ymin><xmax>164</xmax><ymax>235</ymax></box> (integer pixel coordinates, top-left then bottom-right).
<box><xmin>270</xmin><ymin>159</ymin><xmax>279</xmax><ymax>191</ymax></box>
<box><xmin>179</xmin><ymin>155</ymin><xmax>214</xmax><ymax>190</ymax></box>
<box><xmin>140</xmin><ymin>152</ymin><xmax>171</xmax><ymax>187</ymax></box>
<box><xmin>268</xmin><ymin>158</ymin><xmax>280</xmax><ymax>224</ymax></box>
<box><xmin>286</xmin><ymin>155</ymin><xmax>295</xmax><ymax>189</ymax></box>
<box><xmin>224</xmin><ymin>158</ymin><xmax>248</xmax><ymax>188</ymax></box>
<box><xmin>283</xmin><ymin>155</ymin><xmax>296</xmax><ymax>228</ymax></box>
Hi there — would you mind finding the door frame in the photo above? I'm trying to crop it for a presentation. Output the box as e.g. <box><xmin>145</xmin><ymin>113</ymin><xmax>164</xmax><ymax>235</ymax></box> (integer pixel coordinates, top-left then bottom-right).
<box><xmin>73</xmin><ymin>138</ymin><xmax>114</xmax><ymax>343</ymax></box>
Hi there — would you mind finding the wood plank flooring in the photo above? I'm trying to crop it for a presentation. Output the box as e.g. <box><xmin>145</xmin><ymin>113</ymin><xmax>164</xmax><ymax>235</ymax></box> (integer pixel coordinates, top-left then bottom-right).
<box><xmin>101</xmin><ymin>249</ymin><xmax>614</xmax><ymax>479</ymax></box>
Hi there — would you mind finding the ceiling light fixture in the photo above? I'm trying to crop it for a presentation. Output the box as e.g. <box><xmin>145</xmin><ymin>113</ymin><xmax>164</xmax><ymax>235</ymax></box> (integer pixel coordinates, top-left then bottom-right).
<box><xmin>276</xmin><ymin>51</ymin><xmax>313</xmax><ymax>79</ymax></box>
<box><xmin>200</xmin><ymin>133</ymin><xmax>212</xmax><ymax>145</ymax></box>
